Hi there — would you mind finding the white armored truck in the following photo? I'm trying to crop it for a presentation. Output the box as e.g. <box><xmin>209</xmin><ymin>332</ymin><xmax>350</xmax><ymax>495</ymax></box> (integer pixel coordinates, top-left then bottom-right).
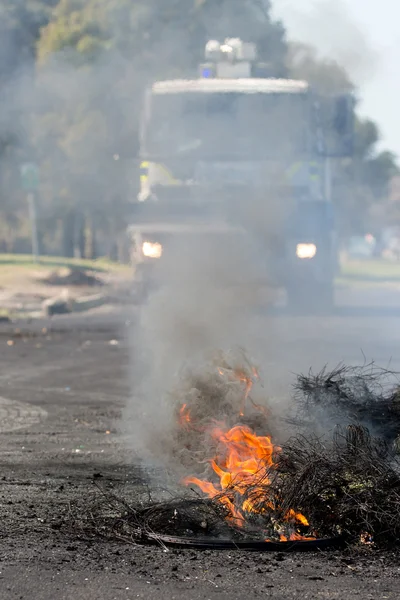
<box><xmin>129</xmin><ymin>38</ymin><xmax>354</xmax><ymax>311</ymax></box>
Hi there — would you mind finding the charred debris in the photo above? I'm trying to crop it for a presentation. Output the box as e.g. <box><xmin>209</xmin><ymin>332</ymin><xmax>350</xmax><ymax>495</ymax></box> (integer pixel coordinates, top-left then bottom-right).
<box><xmin>69</xmin><ymin>360</ymin><xmax>400</xmax><ymax>550</ymax></box>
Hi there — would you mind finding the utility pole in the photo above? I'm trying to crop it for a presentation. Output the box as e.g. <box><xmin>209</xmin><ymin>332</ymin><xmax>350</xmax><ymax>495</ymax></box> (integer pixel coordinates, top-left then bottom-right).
<box><xmin>20</xmin><ymin>163</ymin><xmax>40</xmax><ymax>262</ymax></box>
<box><xmin>324</xmin><ymin>156</ymin><xmax>332</xmax><ymax>203</ymax></box>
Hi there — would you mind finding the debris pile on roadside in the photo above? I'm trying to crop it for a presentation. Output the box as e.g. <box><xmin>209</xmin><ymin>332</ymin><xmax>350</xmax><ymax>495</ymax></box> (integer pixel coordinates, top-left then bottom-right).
<box><xmin>42</xmin><ymin>267</ymin><xmax>104</xmax><ymax>287</ymax></box>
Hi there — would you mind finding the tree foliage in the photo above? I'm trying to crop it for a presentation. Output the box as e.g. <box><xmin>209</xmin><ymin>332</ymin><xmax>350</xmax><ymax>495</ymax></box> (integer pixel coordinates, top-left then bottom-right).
<box><xmin>288</xmin><ymin>41</ymin><xmax>398</xmax><ymax>235</ymax></box>
<box><xmin>31</xmin><ymin>0</ymin><xmax>289</xmax><ymax>256</ymax></box>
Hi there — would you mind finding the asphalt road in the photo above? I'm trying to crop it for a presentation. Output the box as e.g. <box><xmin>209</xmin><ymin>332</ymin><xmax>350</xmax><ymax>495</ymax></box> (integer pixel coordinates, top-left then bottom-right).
<box><xmin>236</xmin><ymin>283</ymin><xmax>400</xmax><ymax>395</ymax></box>
<box><xmin>1</xmin><ymin>285</ymin><xmax>400</xmax><ymax>599</ymax></box>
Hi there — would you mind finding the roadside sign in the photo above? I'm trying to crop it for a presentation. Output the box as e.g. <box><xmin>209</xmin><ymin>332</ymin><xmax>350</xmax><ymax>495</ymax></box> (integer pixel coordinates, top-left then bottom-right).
<box><xmin>20</xmin><ymin>163</ymin><xmax>39</xmax><ymax>191</ymax></box>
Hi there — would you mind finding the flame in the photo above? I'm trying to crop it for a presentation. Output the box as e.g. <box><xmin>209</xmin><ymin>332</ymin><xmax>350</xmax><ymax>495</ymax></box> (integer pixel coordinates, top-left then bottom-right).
<box><xmin>279</xmin><ymin>532</ymin><xmax>316</xmax><ymax>542</ymax></box>
<box><xmin>236</xmin><ymin>368</ymin><xmax>258</xmax><ymax>416</ymax></box>
<box><xmin>179</xmin><ymin>403</ymin><xmax>192</xmax><ymax>428</ymax></box>
<box><xmin>184</xmin><ymin>424</ymin><xmax>274</xmax><ymax>509</ymax></box>
<box><xmin>183</xmin><ymin>422</ymin><xmax>313</xmax><ymax>539</ymax></box>
<box><xmin>217</xmin><ymin>365</ymin><xmax>259</xmax><ymax>416</ymax></box>
<box><xmin>284</xmin><ymin>508</ymin><xmax>310</xmax><ymax>527</ymax></box>
<box><xmin>179</xmin><ymin>359</ymin><xmax>314</xmax><ymax>541</ymax></box>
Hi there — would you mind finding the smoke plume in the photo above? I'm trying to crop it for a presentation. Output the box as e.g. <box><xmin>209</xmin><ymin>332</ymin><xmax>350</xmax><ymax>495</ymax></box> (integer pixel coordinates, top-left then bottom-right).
<box><xmin>123</xmin><ymin>232</ymin><xmax>281</xmax><ymax>472</ymax></box>
<box><xmin>274</xmin><ymin>0</ymin><xmax>380</xmax><ymax>85</ymax></box>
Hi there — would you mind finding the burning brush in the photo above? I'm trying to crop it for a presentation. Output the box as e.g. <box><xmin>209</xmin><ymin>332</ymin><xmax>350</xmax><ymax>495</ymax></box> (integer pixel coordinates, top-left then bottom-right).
<box><xmin>168</xmin><ymin>349</ymin><xmax>276</xmax><ymax>473</ymax></box>
<box><xmin>149</xmin><ymin>358</ymin><xmax>400</xmax><ymax>547</ymax></box>
<box><xmin>182</xmin><ymin>424</ymin><xmax>314</xmax><ymax>541</ymax></box>
<box><xmin>68</xmin><ymin>357</ymin><xmax>400</xmax><ymax>550</ymax></box>
<box><xmin>169</xmin><ymin>350</ymin><xmax>317</xmax><ymax>543</ymax></box>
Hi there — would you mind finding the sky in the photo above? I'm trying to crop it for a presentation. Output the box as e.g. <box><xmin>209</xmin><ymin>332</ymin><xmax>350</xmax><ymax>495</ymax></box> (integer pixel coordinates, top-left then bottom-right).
<box><xmin>271</xmin><ymin>0</ymin><xmax>400</xmax><ymax>157</ymax></box>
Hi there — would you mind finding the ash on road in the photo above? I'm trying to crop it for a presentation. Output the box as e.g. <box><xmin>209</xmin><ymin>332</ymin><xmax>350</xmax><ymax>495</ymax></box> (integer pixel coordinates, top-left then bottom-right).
<box><xmin>1</xmin><ymin>300</ymin><xmax>400</xmax><ymax>600</ymax></box>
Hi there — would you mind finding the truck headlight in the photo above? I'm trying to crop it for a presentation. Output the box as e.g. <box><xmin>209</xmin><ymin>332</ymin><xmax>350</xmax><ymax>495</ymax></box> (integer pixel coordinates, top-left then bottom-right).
<box><xmin>142</xmin><ymin>241</ymin><xmax>163</xmax><ymax>259</ymax></box>
<box><xmin>296</xmin><ymin>243</ymin><xmax>317</xmax><ymax>259</ymax></box>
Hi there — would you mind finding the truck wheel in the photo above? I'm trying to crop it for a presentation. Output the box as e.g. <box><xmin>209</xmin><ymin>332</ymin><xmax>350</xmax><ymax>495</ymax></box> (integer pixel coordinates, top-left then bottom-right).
<box><xmin>286</xmin><ymin>282</ymin><xmax>334</xmax><ymax>315</ymax></box>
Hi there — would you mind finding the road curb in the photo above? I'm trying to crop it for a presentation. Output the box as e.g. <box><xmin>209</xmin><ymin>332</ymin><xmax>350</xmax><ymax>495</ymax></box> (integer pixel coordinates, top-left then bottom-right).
<box><xmin>71</xmin><ymin>293</ymin><xmax>109</xmax><ymax>313</ymax></box>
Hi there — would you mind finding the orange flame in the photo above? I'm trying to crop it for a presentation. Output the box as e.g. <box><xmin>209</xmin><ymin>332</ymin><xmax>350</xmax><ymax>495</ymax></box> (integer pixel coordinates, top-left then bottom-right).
<box><xmin>179</xmin><ymin>360</ymin><xmax>314</xmax><ymax>541</ymax></box>
<box><xmin>183</xmin><ymin>422</ymin><xmax>312</xmax><ymax>539</ymax></box>
<box><xmin>217</xmin><ymin>365</ymin><xmax>259</xmax><ymax>416</ymax></box>
<box><xmin>284</xmin><ymin>508</ymin><xmax>310</xmax><ymax>527</ymax></box>
<box><xmin>179</xmin><ymin>403</ymin><xmax>192</xmax><ymax>428</ymax></box>
<box><xmin>183</xmin><ymin>424</ymin><xmax>274</xmax><ymax>514</ymax></box>
<box><xmin>279</xmin><ymin>532</ymin><xmax>316</xmax><ymax>542</ymax></box>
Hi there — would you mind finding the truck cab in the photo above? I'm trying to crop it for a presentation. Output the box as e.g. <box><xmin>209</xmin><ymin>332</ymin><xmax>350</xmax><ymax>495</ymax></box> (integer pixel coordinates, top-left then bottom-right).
<box><xmin>129</xmin><ymin>39</ymin><xmax>354</xmax><ymax>312</ymax></box>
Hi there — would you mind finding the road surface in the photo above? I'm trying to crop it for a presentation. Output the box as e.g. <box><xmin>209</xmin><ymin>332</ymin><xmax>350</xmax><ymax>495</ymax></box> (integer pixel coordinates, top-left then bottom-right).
<box><xmin>1</xmin><ymin>285</ymin><xmax>400</xmax><ymax>599</ymax></box>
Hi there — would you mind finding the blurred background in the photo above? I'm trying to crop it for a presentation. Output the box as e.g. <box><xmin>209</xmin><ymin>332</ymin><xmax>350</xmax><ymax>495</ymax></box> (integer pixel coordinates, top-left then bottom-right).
<box><xmin>0</xmin><ymin>0</ymin><xmax>399</xmax><ymax>306</ymax></box>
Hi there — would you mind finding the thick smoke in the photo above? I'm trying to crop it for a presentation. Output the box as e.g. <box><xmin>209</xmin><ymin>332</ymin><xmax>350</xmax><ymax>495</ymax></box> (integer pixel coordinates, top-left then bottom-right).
<box><xmin>121</xmin><ymin>87</ymin><xmax>317</xmax><ymax>469</ymax></box>
<box><xmin>274</xmin><ymin>0</ymin><xmax>380</xmax><ymax>85</ymax></box>
<box><xmin>0</xmin><ymin>2</ymin><xmax>395</xmax><ymax>481</ymax></box>
<box><xmin>123</xmin><ymin>232</ymin><xmax>282</xmax><ymax>470</ymax></box>
<box><xmin>0</xmin><ymin>6</ymin><xmax>290</xmax><ymax>473</ymax></box>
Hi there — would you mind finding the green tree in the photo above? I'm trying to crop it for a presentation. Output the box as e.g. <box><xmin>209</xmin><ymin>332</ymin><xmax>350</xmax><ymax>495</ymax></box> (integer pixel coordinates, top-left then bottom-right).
<box><xmin>0</xmin><ymin>1</ymin><xmax>58</xmax><ymax>80</ymax></box>
<box><xmin>288</xmin><ymin>42</ymin><xmax>398</xmax><ymax>238</ymax></box>
<box><xmin>0</xmin><ymin>1</ymin><xmax>60</xmax><ymax>252</ymax></box>
<box><xmin>336</xmin><ymin>119</ymin><xmax>398</xmax><ymax>237</ymax></box>
<box><xmin>38</xmin><ymin>0</ymin><xmax>287</xmax><ymax>75</ymax></box>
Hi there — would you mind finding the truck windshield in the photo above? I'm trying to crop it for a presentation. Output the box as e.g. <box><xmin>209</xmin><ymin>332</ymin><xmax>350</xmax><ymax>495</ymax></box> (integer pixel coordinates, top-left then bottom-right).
<box><xmin>144</xmin><ymin>92</ymin><xmax>309</xmax><ymax>159</ymax></box>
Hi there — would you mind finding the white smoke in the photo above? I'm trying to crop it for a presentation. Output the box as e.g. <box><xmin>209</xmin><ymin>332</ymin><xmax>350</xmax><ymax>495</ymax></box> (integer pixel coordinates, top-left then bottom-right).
<box><xmin>273</xmin><ymin>0</ymin><xmax>380</xmax><ymax>85</ymax></box>
<box><xmin>122</xmin><ymin>232</ymin><xmax>279</xmax><ymax>466</ymax></box>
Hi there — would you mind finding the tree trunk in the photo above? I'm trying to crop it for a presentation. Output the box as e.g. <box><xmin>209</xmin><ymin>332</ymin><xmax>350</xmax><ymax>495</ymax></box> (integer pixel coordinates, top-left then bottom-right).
<box><xmin>107</xmin><ymin>219</ymin><xmax>118</xmax><ymax>261</ymax></box>
<box><xmin>109</xmin><ymin>242</ymin><xmax>118</xmax><ymax>262</ymax></box>
<box><xmin>85</xmin><ymin>213</ymin><xmax>97</xmax><ymax>259</ymax></box>
<box><xmin>62</xmin><ymin>212</ymin><xmax>75</xmax><ymax>258</ymax></box>
<box><xmin>117</xmin><ymin>233</ymin><xmax>129</xmax><ymax>263</ymax></box>
<box><xmin>76</xmin><ymin>213</ymin><xmax>85</xmax><ymax>258</ymax></box>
